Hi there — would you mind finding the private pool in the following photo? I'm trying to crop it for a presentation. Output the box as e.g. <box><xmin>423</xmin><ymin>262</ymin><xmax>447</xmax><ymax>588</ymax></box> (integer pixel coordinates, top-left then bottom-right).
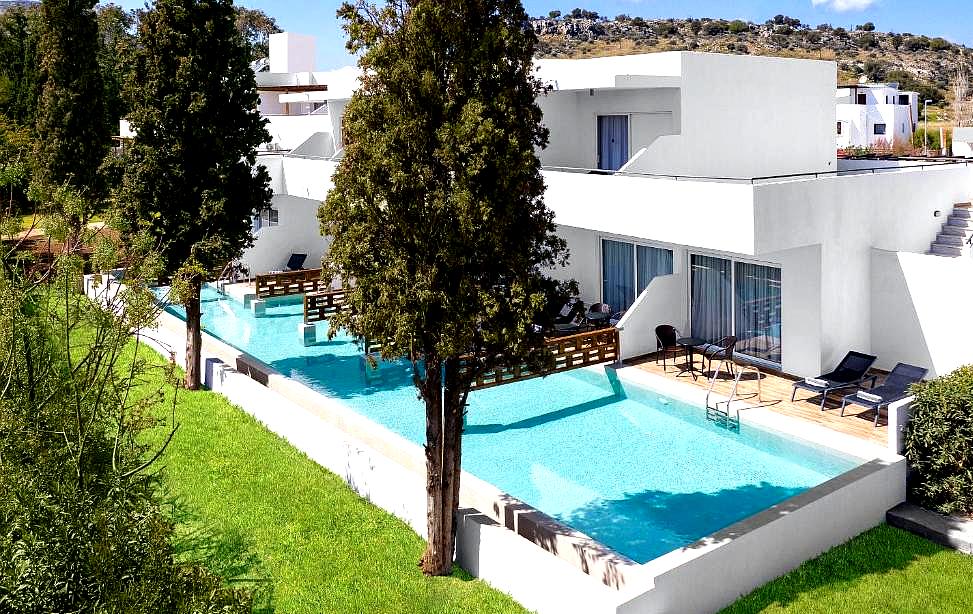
<box><xmin>157</xmin><ymin>285</ymin><xmax>863</xmax><ymax>564</ymax></box>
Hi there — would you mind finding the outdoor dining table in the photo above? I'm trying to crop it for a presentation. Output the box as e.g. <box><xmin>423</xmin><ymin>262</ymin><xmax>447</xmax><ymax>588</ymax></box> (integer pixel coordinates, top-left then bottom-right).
<box><xmin>676</xmin><ymin>336</ymin><xmax>705</xmax><ymax>381</ymax></box>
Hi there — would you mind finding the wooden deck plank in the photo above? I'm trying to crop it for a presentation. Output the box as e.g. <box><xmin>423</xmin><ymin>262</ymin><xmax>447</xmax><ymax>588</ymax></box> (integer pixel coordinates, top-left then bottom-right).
<box><xmin>625</xmin><ymin>352</ymin><xmax>888</xmax><ymax>445</ymax></box>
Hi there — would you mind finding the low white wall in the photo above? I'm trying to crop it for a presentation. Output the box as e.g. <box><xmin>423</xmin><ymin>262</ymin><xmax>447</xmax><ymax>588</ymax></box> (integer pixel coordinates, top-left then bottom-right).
<box><xmin>870</xmin><ymin>249</ymin><xmax>973</xmax><ymax>377</ymax></box>
<box><xmin>264</xmin><ymin>113</ymin><xmax>333</xmax><ymax>150</ymax></box>
<box><xmin>242</xmin><ymin>194</ymin><xmax>330</xmax><ymax>275</ymax></box>
<box><xmin>953</xmin><ymin>127</ymin><xmax>973</xmax><ymax>158</ymax></box>
<box><xmin>619</xmin><ymin>458</ymin><xmax>906</xmax><ymax>614</ymax></box>
<box><xmin>617</xmin><ymin>273</ymin><xmax>687</xmax><ymax>360</ymax></box>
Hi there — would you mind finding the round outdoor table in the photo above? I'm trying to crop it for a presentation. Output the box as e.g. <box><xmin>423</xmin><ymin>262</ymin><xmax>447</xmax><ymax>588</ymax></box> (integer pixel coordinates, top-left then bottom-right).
<box><xmin>676</xmin><ymin>336</ymin><xmax>705</xmax><ymax>380</ymax></box>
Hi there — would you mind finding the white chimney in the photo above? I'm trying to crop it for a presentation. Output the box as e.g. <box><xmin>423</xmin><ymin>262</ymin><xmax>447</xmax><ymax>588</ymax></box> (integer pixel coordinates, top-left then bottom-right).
<box><xmin>268</xmin><ymin>32</ymin><xmax>316</xmax><ymax>74</ymax></box>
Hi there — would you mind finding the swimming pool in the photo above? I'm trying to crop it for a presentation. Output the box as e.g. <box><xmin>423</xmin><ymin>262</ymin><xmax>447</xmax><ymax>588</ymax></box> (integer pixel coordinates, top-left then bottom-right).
<box><xmin>159</xmin><ymin>285</ymin><xmax>862</xmax><ymax>564</ymax></box>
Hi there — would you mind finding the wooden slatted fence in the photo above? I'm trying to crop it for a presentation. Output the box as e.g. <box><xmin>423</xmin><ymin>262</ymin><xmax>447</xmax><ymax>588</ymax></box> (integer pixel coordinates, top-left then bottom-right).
<box><xmin>255</xmin><ymin>268</ymin><xmax>329</xmax><ymax>299</ymax></box>
<box><xmin>303</xmin><ymin>288</ymin><xmax>351</xmax><ymax>323</ymax></box>
<box><xmin>462</xmin><ymin>328</ymin><xmax>619</xmax><ymax>391</ymax></box>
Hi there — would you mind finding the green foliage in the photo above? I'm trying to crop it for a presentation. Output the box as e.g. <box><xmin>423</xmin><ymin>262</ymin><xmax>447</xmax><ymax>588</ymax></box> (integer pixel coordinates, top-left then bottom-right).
<box><xmin>728</xmin><ymin>20</ymin><xmax>748</xmax><ymax>34</ymax></box>
<box><xmin>234</xmin><ymin>6</ymin><xmax>281</xmax><ymax>62</ymax></box>
<box><xmin>0</xmin><ymin>231</ymin><xmax>251</xmax><ymax>611</ymax></box>
<box><xmin>96</xmin><ymin>3</ymin><xmax>137</xmax><ymax>131</ymax></box>
<box><xmin>323</xmin><ymin>0</ymin><xmax>568</xmax><ymax>369</ymax></box>
<box><xmin>34</xmin><ymin>0</ymin><xmax>109</xmax><ymax>204</ymax></box>
<box><xmin>121</xmin><ymin>0</ymin><xmax>271</xmax><ymax>282</ymax></box>
<box><xmin>886</xmin><ymin>69</ymin><xmax>944</xmax><ymax>104</ymax></box>
<box><xmin>904</xmin><ymin>365</ymin><xmax>973</xmax><ymax>516</ymax></box>
<box><xmin>0</xmin><ymin>5</ymin><xmax>42</xmax><ymax>127</ymax></box>
<box><xmin>722</xmin><ymin>524</ymin><xmax>973</xmax><ymax>613</ymax></box>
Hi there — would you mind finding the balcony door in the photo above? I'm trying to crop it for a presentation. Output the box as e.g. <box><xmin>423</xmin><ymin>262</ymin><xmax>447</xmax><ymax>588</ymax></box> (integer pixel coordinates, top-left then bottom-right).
<box><xmin>690</xmin><ymin>254</ymin><xmax>782</xmax><ymax>367</ymax></box>
<box><xmin>597</xmin><ymin>115</ymin><xmax>629</xmax><ymax>172</ymax></box>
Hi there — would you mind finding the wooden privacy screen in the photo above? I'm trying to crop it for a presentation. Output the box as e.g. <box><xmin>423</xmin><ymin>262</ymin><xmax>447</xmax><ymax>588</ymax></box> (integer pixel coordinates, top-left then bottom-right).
<box><xmin>255</xmin><ymin>269</ymin><xmax>329</xmax><ymax>299</ymax></box>
<box><xmin>303</xmin><ymin>289</ymin><xmax>351</xmax><ymax>323</ymax></box>
<box><xmin>463</xmin><ymin>328</ymin><xmax>619</xmax><ymax>390</ymax></box>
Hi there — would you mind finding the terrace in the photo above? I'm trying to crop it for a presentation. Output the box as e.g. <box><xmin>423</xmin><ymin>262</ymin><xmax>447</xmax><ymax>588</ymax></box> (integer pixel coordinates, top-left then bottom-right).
<box><xmin>626</xmin><ymin>353</ymin><xmax>888</xmax><ymax>445</ymax></box>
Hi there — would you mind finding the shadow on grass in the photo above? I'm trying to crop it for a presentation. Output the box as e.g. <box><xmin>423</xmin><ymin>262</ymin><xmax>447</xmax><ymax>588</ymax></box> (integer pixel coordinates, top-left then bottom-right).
<box><xmin>166</xmin><ymin>497</ymin><xmax>276</xmax><ymax>613</ymax></box>
<box><xmin>719</xmin><ymin>524</ymin><xmax>945</xmax><ymax>613</ymax></box>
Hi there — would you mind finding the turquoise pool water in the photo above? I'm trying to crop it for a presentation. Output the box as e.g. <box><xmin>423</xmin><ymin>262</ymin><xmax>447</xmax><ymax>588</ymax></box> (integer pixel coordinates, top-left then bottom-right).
<box><xmin>159</xmin><ymin>285</ymin><xmax>861</xmax><ymax>563</ymax></box>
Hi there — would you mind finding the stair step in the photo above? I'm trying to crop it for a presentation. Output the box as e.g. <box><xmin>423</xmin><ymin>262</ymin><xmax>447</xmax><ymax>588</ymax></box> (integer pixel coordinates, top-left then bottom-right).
<box><xmin>954</xmin><ymin>202</ymin><xmax>973</xmax><ymax>209</ymax></box>
<box><xmin>936</xmin><ymin>234</ymin><xmax>965</xmax><ymax>246</ymax></box>
<box><xmin>941</xmin><ymin>224</ymin><xmax>973</xmax><ymax>237</ymax></box>
<box><xmin>947</xmin><ymin>214</ymin><xmax>973</xmax><ymax>227</ymax></box>
<box><xmin>951</xmin><ymin>208</ymin><xmax>972</xmax><ymax>219</ymax></box>
<box><xmin>930</xmin><ymin>243</ymin><xmax>963</xmax><ymax>256</ymax></box>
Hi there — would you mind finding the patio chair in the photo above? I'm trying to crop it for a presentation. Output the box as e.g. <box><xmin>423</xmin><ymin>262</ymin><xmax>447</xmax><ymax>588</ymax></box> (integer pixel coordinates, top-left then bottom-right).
<box><xmin>284</xmin><ymin>253</ymin><xmax>308</xmax><ymax>271</ymax></box>
<box><xmin>700</xmin><ymin>336</ymin><xmax>737</xmax><ymax>378</ymax></box>
<box><xmin>553</xmin><ymin>298</ymin><xmax>584</xmax><ymax>325</ymax></box>
<box><xmin>840</xmin><ymin>363</ymin><xmax>928</xmax><ymax>427</ymax></box>
<box><xmin>655</xmin><ymin>325</ymin><xmax>680</xmax><ymax>371</ymax></box>
<box><xmin>587</xmin><ymin>303</ymin><xmax>612</xmax><ymax>328</ymax></box>
<box><xmin>791</xmin><ymin>351</ymin><xmax>879</xmax><ymax>411</ymax></box>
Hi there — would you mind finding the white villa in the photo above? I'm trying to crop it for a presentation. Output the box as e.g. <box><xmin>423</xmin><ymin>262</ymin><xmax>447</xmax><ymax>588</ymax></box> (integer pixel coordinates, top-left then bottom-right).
<box><xmin>248</xmin><ymin>33</ymin><xmax>973</xmax><ymax>383</ymax></box>
<box><xmin>836</xmin><ymin>81</ymin><xmax>920</xmax><ymax>149</ymax></box>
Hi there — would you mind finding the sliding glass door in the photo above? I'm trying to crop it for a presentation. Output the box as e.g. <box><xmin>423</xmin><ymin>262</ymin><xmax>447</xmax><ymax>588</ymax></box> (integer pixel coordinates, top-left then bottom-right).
<box><xmin>690</xmin><ymin>254</ymin><xmax>782</xmax><ymax>366</ymax></box>
<box><xmin>690</xmin><ymin>255</ymin><xmax>732</xmax><ymax>342</ymax></box>
<box><xmin>602</xmin><ymin>240</ymin><xmax>635</xmax><ymax>313</ymax></box>
<box><xmin>734</xmin><ymin>262</ymin><xmax>782</xmax><ymax>364</ymax></box>
<box><xmin>602</xmin><ymin>240</ymin><xmax>674</xmax><ymax>313</ymax></box>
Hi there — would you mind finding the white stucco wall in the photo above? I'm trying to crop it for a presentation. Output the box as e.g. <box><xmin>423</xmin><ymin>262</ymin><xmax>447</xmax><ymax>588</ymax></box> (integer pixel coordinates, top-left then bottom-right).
<box><xmin>617</xmin><ymin>272</ymin><xmax>688</xmax><ymax>361</ymax></box>
<box><xmin>269</xmin><ymin>32</ymin><xmax>316</xmax><ymax>73</ymax></box>
<box><xmin>871</xmin><ymin>250</ymin><xmax>973</xmax><ymax>377</ymax></box>
<box><xmin>264</xmin><ymin>114</ymin><xmax>334</xmax><ymax>150</ymax></box>
<box><xmin>544</xmin><ymin>171</ymin><xmax>756</xmax><ymax>255</ymax></box>
<box><xmin>241</xmin><ymin>194</ymin><xmax>330</xmax><ymax>275</ymax></box>
<box><xmin>753</xmin><ymin>165</ymin><xmax>973</xmax><ymax>373</ymax></box>
<box><xmin>953</xmin><ymin>127</ymin><xmax>973</xmax><ymax>158</ymax></box>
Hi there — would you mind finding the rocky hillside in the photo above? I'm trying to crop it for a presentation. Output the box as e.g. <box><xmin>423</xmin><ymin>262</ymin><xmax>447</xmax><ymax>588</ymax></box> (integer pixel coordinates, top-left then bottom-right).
<box><xmin>532</xmin><ymin>13</ymin><xmax>973</xmax><ymax>107</ymax></box>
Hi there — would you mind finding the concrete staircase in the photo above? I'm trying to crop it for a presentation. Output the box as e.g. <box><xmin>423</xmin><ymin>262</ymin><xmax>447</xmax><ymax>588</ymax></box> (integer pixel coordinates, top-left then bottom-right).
<box><xmin>929</xmin><ymin>202</ymin><xmax>973</xmax><ymax>257</ymax></box>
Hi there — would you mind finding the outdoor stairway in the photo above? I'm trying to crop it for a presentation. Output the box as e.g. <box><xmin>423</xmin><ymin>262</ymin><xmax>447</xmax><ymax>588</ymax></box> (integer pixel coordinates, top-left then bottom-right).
<box><xmin>929</xmin><ymin>202</ymin><xmax>973</xmax><ymax>257</ymax></box>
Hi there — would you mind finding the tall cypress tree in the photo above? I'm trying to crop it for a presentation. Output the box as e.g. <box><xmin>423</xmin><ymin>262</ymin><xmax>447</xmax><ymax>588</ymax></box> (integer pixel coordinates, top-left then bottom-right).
<box><xmin>34</xmin><ymin>0</ymin><xmax>108</xmax><ymax>237</ymax></box>
<box><xmin>322</xmin><ymin>0</ymin><xmax>568</xmax><ymax>575</ymax></box>
<box><xmin>121</xmin><ymin>0</ymin><xmax>271</xmax><ymax>390</ymax></box>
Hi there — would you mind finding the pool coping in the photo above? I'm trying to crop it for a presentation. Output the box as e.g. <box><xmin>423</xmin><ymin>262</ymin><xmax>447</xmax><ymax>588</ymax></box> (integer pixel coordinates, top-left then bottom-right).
<box><xmin>101</xmin><ymin>278</ymin><xmax>905</xmax><ymax>613</ymax></box>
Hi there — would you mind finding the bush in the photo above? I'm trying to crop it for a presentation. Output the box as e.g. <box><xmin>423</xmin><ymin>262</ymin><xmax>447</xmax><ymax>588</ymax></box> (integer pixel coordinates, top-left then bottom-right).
<box><xmin>728</xmin><ymin>19</ymin><xmax>748</xmax><ymax>34</ymax></box>
<box><xmin>904</xmin><ymin>365</ymin><xmax>973</xmax><ymax>516</ymax></box>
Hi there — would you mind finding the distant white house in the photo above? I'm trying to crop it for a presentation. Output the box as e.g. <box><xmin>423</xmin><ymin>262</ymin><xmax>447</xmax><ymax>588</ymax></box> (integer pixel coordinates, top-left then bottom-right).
<box><xmin>243</xmin><ymin>35</ymin><xmax>973</xmax><ymax>381</ymax></box>
<box><xmin>836</xmin><ymin>82</ymin><xmax>919</xmax><ymax>149</ymax></box>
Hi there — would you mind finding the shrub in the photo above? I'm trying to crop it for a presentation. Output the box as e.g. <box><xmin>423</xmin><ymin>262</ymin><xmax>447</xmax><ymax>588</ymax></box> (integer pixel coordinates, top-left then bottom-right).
<box><xmin>728</xmin><ymin>19</ymin><xmax>748</xmax><ymax>34</ymax></box>
<box><xmin>904</xmin><ymin>365</ymin><xmax>973</xmax><ymax>516</ymax></box>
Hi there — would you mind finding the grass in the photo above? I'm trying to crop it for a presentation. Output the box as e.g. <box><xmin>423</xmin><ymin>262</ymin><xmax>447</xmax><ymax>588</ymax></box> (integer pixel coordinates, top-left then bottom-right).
<box><xmin>721</xmin><ymin>524</ymin><xmax>973</xmax><ymax>614</ymax></box>
<box><xmin>131</xmin><ymin>344</ymin><xmax>528</xmax><ymax>614</ymax></box>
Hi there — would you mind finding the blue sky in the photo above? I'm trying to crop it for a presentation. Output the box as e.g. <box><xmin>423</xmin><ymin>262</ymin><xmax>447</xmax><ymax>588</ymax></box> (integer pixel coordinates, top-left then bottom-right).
<box><xmin>113</xmin><ymin>1</ymin><xmax>973</xmax><ymax>70</ymax></box>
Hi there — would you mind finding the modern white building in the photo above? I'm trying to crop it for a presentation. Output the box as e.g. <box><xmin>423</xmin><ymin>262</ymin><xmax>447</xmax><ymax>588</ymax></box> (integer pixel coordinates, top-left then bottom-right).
<box><xmin>247</xmin><ymin>34</ymin><xmax>973</xmax><ymax>381</ymax></box>
<box><xmin>836</xmin><ymin>82</ymin><xmax>919</xmax><ymax>149</ymax></box>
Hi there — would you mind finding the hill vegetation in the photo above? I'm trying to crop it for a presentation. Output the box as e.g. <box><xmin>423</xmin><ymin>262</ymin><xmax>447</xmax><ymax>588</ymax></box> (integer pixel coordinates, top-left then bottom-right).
<box><xmin>532</xmin><ymin>12</ymin><xmax>973</xmax><ymax>109</ymax></box>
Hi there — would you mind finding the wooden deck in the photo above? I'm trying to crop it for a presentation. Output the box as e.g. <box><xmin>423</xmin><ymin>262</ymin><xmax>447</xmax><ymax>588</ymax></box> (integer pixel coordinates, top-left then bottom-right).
<box><xmin>626</xmin><ymin>352</ymin><xmax>888</xmax><ymax>444</ymax></box>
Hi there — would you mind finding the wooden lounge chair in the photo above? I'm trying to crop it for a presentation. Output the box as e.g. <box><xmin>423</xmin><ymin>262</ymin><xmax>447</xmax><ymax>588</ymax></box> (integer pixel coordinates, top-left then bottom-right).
<box><xmin>840</xmin><ymin>363</ymin><xmax>928</xmax><ymax>426</ymax></box>
<box><xmin>791</xmin><ymin>351</ymin><xmax>878</xmax><ymax>411</ymax></box>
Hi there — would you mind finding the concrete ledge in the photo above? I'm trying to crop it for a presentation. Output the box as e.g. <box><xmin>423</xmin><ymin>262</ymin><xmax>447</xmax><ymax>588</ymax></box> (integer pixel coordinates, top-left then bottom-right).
<box><xmin>887</xmin><ymin>502</ymin><xmax>973</xmax><ymax>554</ymax></box>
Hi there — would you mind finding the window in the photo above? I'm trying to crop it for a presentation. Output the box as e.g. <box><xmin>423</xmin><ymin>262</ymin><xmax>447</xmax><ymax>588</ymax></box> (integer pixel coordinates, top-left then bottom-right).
<box><xmin>902</xmin><ymin>123</ymin><xmax>906</xmax><ymax>134</ymax></box>
<box><xmin>874</xmin><ymin>123</ymin><xmax>886</xmax><ymax>135</ymax></box>
<box><xmin>311</xmin><ymin>101</ymin><xmax>327</xmax><ymax>113</ymax></box>
<box><xmin>857</xmin><ymin>93</ymin><xmax>867</xmax><ymax>105</ymax></box>
<box><xmin>836</xmin><ymin>122</ymin><xmax>842</xmax><ymax>135</ymax></box>
<box><xmin>690</xmin><ymin>254</ymin><xmax>782</xmax><ymax>366</ymax></box>
<box><xmin>898</xmin><ymin>94</ymin><xmax>910</xmax><ymax>105</ymax></box>
<box><xmin>252</xmin><ymin>207</ymin><xmax>279</xmax><ymax>232</ymax></box>
<box><xmin>601</xmin><ymin>239</ymin><xmax>673</xmax><ymax>313</ymax></box>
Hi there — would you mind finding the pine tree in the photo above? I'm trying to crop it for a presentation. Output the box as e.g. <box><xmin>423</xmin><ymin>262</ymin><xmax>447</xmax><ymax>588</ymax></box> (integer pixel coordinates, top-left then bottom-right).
<box><xmin>121</xmin><ymin>0</ymin><xmax>271</xmax><ymax>390</ymax></box>
<box><xmin>321</xmin><ymin>0</ymin><xmax>568</xmax><ymax>575</ymax></box>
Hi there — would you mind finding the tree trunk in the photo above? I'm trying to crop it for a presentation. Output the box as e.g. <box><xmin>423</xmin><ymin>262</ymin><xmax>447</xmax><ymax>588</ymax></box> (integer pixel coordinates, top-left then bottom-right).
<box><xmin>184</xmin><ymin>277</ymin><xmax>203</xmax><ymax>390</ymax></box>
<box><xmin>420</xmin><ymin>355</ymin><xmax>453</xmax><ymax>576</ymax></box>
<box><xmin>443</xmin><ymin>359</ymin><xmax>466</xmax><ymax>553</ymax></box>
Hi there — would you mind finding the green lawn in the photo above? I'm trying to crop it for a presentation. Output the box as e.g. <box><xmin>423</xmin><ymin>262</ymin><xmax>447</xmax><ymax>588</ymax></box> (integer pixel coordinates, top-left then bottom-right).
<box><xmin>722</xmin><ymin>524</ymin><xmax>973</xmax><ymax>614</ymax></box>
<box><xmin>133</xmin><ymin>345</ymin><xmax>528</xmax><ymax>614</ymax></box>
